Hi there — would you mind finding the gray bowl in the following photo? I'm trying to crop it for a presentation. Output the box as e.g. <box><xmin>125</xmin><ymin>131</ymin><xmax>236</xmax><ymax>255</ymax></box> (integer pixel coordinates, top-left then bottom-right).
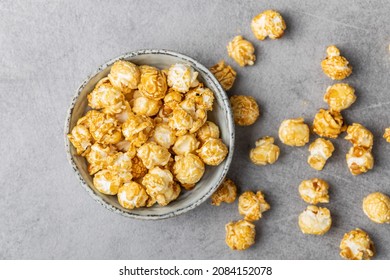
<box><xmin>64</xmin><ymin>49</ymin><xmax>235</xmax><ymax>219</ymax></box>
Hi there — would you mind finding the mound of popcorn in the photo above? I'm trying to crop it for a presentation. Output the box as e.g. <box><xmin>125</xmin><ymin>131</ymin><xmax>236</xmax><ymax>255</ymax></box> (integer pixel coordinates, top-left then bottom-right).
<box><xmin>68</xmin><ymin>60</ymin><xmax>229</xmax><ymax>209</ymax></box>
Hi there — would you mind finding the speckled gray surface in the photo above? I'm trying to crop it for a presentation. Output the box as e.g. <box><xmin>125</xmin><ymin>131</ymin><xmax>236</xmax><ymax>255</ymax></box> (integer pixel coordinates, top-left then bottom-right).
<box><xmin>1</xmin><ymin>0</ymin><xmax>390</xmax><ymax>260</ymax></box>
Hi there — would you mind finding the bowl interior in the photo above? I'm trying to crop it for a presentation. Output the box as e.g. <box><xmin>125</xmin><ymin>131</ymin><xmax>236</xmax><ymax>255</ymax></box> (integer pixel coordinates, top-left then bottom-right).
<box><xmin>65</xmin><ymin>50</ymin><xmax>234</xmax><ymax>219</ymax></box>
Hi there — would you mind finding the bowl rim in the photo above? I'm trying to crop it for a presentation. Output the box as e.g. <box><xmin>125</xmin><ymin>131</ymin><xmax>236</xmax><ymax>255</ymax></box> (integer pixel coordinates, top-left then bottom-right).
<box><xmin>64</xmin><ymin>49</ymin><xmax>235</xmax><ymax>220</ymax></box>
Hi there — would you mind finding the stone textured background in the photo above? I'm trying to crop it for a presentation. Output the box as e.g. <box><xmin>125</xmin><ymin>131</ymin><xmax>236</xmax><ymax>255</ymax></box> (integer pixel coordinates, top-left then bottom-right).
<box><xmin>1</xmin><ymin>0</ymin><xmax>389</xmax><ymax>259</ymax></box>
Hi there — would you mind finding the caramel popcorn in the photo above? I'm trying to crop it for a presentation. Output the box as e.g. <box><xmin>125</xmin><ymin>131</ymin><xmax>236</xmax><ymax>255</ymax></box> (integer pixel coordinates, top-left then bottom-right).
<box><xmin>225</xmin><ymin>220</ymin><xmax>256</xmax><ymax>250</ymax></box>
<box><xmin>173</xmin><ymin>154</ymin><xmax>205</xmax><ymax>187</ymax></box>
<box><xmin>131</xmin><ymin>156</ymin><xmax>148</xmax><ymax>179</ymax></box>
<box><xmin>167</xmin><ymin>63</ymin><xmax>199</xmax><ymax>93</ymax></box>
<box><xmin>85</xmin><ymin>143</ymin><xmax>116</xmax><ymax>175</ymax></box>
<box><xmin>172</xmin><ymin>134</ymin><xmax>200</xmax><ymax>155</ymax></box>
<box><xmin>67</xmin><ymin>124</ymin><xmax>93</xmax><ymax>155</ymax></box>
<box><xmin>152</xmin><ymin>123</ymin><xmax>176</xmax><ymax>149</ymax></box>
<box><xmin>307</xmin><ymin>138</ymin><xmax>335</xmax><ymax>170</ymax></box>
<box><xmin>115</xmin><ymin>101</ymin><xmax>133</xmax><ymax>124</ymax></box>
<box><xmin>298</xmin><ymin>178</ymin><xmax>329</xmax><ymax>204</ymax></box>
<box><xmin>384</xmin><ymin>128</ymin><xmax>390</xmax><ymax>142</ymax></box>
<box><xmin>209</xmin><ymin>60</ymin><xmax>237</xmax><ymax>91</ymax></box>
<box><xmin>211</xmin><ymin>178</ymin><xmax>237</xmax><ymax>206</ymax></box>
<box><xmin>321</xmin><ymin>45</ymin><xmax>352</xmax><ymax>80</ymax></box>
<box><xmin>179</xmin><ymin>98</ymin><xmax>208</xmax><ymax>134</ymax></box>
<box><xmin>227</xmin><ymin>35</ymin><xmax>256</xmax><ymax>67</ymax></box>
<box><xmin>107</xmin><ymin>151</ymin><xmax>133</xmax><ymax>183</ymax></box>
<box><xmin>131</xmin><ymin>94</ymin><xmax>162</xmax><ymax>116</ymax></box>
<box><xmin>251</xmin><ymin>10</ymin><xmax>286</xmax><ymax>40</ymax></box>
<box><xmin>345</xmin><ymin>123</ymin><xmax>374</xmax><ymax>149</ymax></box>
<box><xmin>136</xmin><ymin>142</ymin><xmax>171</xmax><ymax>169</ymax></box>
<box><xmin>108</xmin><ymin>60</ymin><xmax>140</xmax><ymax>93</ymax></box>
<box><xmin>362</xmin><ymin>192</ymin><xmax>390</xmax><ymax>224</ymax></box>
<box><xmin>168</xmin><ymin>105</ymin><xmax>194</xmax><ymax>136</ymax></box>
<box><xmin>88</xmin><ymin>78</ymin><xmax>126</xmax><ymax>114</ymax></box>
<box><xmin>117</xmin><ymin>182</ymin><xmax>149</xmax><ymax>209</ymax></box>
<box><xmin>346</xmin><ymin>146</ymin><xmax>374</xmax><ymax>175</ymax></box>
<box><xmin>298</xmin><ymin>206</ymin><xmax>332</xmax><ymax>235</ymax></box>
<box><xmin>197</xmin><ymin>138</ymin><xmax>228</xmax><ymax>166</ymax></box>
<box><xmin>238</xmin><ymin>191</ymin><xmax>270</xmax><ymax>222</ymax></box>
<box><xmin>196</xmin><ymin>121</ymin><xmax>220</xmax><ymax>143</ymax></box>
<box><xmin>249</xmin><ymin>136</ymin><xmax>280</xmax><ymax>165</ymax></box>
<box><xmin>138</xmin><ymin>65</ymin><xmax>168</xmax><ymax>100</ymax></box>
<box><xmin>186</xmin><ymin>85</ymin><xmax>215</xmax><ymax>111</ymax></box>
<box><xmin>340</xmin><ymin>228</ymin><xmax>375</xmax><ymax>260</ymax></box>
<box><xmin>122</xmin><ymin>114</ymin><xmax>154</xmax><ymax>147</ymax></box>
<box><xmin>323</xmin><ymin>83</ymin><xmax>356</xmax><ymax>112</ymax></box>
<box><xmin>93</xmin><ymin>169</ymin><xmax>122</xmax><ymax>195</ymax></box>
<box><xmin>230</xmin><ymin>95</ymin><xmax>260</xmax><ymax>126</ymax></box>
<box><xmin>313</xmin><ymin>109</ymin><xmax>346</xmax><ymax>138</ymax></box>
<box><xmin>278</xmin><ymin>118</ymin><xmax>310</xmax><ymax>146</ymax></box>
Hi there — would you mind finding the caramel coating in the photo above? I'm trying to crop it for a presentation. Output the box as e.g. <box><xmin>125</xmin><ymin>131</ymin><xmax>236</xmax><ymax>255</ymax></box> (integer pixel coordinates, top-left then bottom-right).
<box><xmin>88</xmin><ymin>78</ymin><xmax>126</xmax><ymax>114</ymax></box>
<box><xmin>298</xmin><ymin>178</ymin><xmax>329</xmax><ymax>204</ymax></box>
<box><xmin>85</xmin><ymin>143</ymin><xmax>116</xmax><ymax>175</ymax></box>
<box><xmin>321</xmin><ymin>45</ymin><xmax>352</xmax><ymax>80</ymax></box>
<box><xmin>138</xmin><ymin>65</ymin><xmax>168</xmax><ymax>100</ymax></box>
<box><xmin>196</xmin><ymin>121</ymin><xmax>220</xmax><ymax>144</ymax></box>
<box><xmin>67</xmin><ymin>124</ymin><xmax>93</xmax><ymax>155</ymax></box>
<box><xmin>197</xmin><ymin>138</ymin><xmax>228</xmax><ymax>166</ymax></box>
<box><xmin>209</xmin><ymin>60</ymin><xmax>237</xmax><ymax>91</ymax></box>
<box><xmin>131</xmin><ymin>94</ymin><xmax>162</xmax><ymax>116</ymax></box>
<box><xmin>186</xmin><ymin>85</ymin><xmax>215</xmax><ymax>111</ymax></box>
<box><xmin>108</xmin><ymin>60</ymin><xmax>140</xmax><ymax>93</ymax></box>
<box><xmin>278</xmin><ymin>118</ymin><xmax>310</xmax><ymax>146</ymax></box>
<box><xmin>117</xmin><ymin>182</ymin><xmax>149</xmax><ymax>209</ymax></box>
<box><xmin>298</xmin><ymin>206</ymin><xmax>332</xmax><ymax>235</ymax></box>
<box><xmin>93</xmin><ymin>169</ymin><xmax>122</xmax><ymax>195</ymax></box>
<box><xmin>107</xmin><ymin>151</ymin><xmax>134</xmax><ymax>183</ymax></box>
<box><xmin>238</xmin><ymin>191</ymin><xmax>270</xmax><ymax>222</ymax></box>
<box><xmin>137</xmin><ymin>142</ymin><xmax>171</xmax><ymax>169</ymax></box>
<box><xmin>251</xmin><ymin>10</ymin><xmax>286</xmax><ymax>40</ymax></box>
<box><xmin>131</xmin><ymin>156</ymin><xmax>148</xmax><ymax>179</ymax></box>
<box><xmin>323</xmin><ymin>83</ymin><xmax>356</xmax><ymax>112</ymax></box>
<box><xmin>167</xmin><ymin>63</ymin><xmax>199</xmax><ymax>93</ymax></box>
<box><xmin>152</xmin><ymin>123</ymin><xmax>176</xmax><ymax>149</ymax></box>
<box><xmin>172</xmin><ymin>134</ymin><xmax>200</xmax><ymax>155</ymax></box>
<box><xmin>340</xmin><ymin>228</ymin><xmax>375</xmax><ymax>260</ymax></box>
<box><xmin>230</xmin><ymin>95</ymin><xmax>260</xmax><ymax>126</ymax></box>
<box><xmin>249</xmin><ymin>136</ymin><xmax>280</xmax><ymax>165</ymax></box>
<box><xmin>346</xmin><ymin>146</ymin><xmax>374</xmax><ymax>175</ymax></box>
<box><xmin>313</xmin><ymin>109</ymin><xmax>346</xmax><ymax>138</ymax></box>
<box><xmin>384</xmin><ymin>128</ymin><xmax>390</xmax><ymax>142</ymax></box>
<box><xmin>227</xmin><ymin>35</ymin><xmax>256</xmax><ymax>67</ymax></box>
<box><xmin>225</xmin><ymin>220</ymin><xmax>256</xmax><ymax>250</ymax></box>
<box><xmin>173</xmin><ymin>154</ymin><xmax>205</xmax><ymax>186</ymax></box>
<box><xmin>345</xmin><ymin>123</ymin><xmax>374</xmax><ymax>149</ymax></box>
<box><xmin>307</xmin><ymin>138</ymin><xmax>335</xmax><ymax>170</ymax></box>
<box><xmin>211</xmin><ymin>178</ymin><xmax>238</xmax><ymax>206</ymax></box>
<box><xmin>122</xmin><ymin>114</ymin><xmax>154</xmax><ymax>147</ymax></box>
<box><xmin>363</xmin><ymin>192</ymin><xmax>390</xmax><ymax>224</ymax></box>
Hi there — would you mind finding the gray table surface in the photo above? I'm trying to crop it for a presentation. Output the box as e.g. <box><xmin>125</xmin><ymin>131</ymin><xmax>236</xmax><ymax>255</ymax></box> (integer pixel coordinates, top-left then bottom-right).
<box><xmin>1</xmin><ymin>0</ymin><xmax>389</xmax><ymax>260</ymax></box>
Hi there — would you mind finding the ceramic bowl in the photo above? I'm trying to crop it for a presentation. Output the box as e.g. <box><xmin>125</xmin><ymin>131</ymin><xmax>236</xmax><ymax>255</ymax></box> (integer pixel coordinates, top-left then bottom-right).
<box><xmin>64</xmin><ymin>49</ymin><xmax>235</xmax><ymax>219</ymax></box>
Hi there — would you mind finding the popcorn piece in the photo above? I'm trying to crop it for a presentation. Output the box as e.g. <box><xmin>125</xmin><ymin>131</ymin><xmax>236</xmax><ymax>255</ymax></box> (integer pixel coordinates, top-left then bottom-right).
<box><xmin>321</xmin><ymin>45</ymin><xmax>352</xmax><ymax>80</ymax></box>
<box><xmin>180</xmin><ymin>98</ymin><xmax>208</xmax><ymax>134</ymax></box>
<box><xmin>230</xmin><ymin>95</ymin><xmax>260</xmax><ymax>126</ymax></box>
<box><xmin>225</xmin><ymin>220</ymin><xmax>256</xmax><ymax>250</ymax></box>
<box><xmin>197</xmin><ymin>138</ymin><xmax>228</xmax><ymax>166</ymax></box>
<box><xmin>307</xmin><ymin>138</ymin><xmax>335</xmax><ymax>170</ymax></box>
<box><xmin>131</xmin><ymin>94</ymin><xmax>162</xmax><ymax>116</ymax></box>
<box><xmin>384</xmin><ymin>128</ymin><xmax>390</xmax><ymax>142</ymax></box>
<box><xmin>313</xmin><ymin>109</ymin><xmax>346</xmax><ymax>138</ymax></box>
<box><xmin>168</xmin><ymin>105</ymin><xmax>194</xmax><ymax>136</ymax></box>
<box><xmin>117</xmin><ymin>182</ymin><xmax>149</xmax><ymax>209</ymax></box>
<box><xmin>138</xmin><ymin>65</ymin><xmax>168</xmax><ymax>100</ymax></box>
<box><xmin>196</xmin><ymin>121</ymin><xmax>220</xmax><ymax>143</ymax></box>
<box><xmin>167</xmin><ymin>63</ymin><xmax>199</xmax><ymax>93</ymax></box>
<box><xmin>85</xmin><ymin>143</ymin><xmax>116</xmax><ymax>175</ymax></box>
<box><xmin>345</xmin><ymin>123</ymin><xmax>374</xmax><ymax>149</ymax></box>
<box><xmin>278</xmin><ymin>118</ymin><xmax>310</xmax><ymax>146</ymax></box>
<box><xmin>340</xmin><ymin>228</ymin><xmax>375</xmax><ymax>260</ymax></box>
<box><xmin>346</xmin><ymin>146</ymin><xmax>374</xmax><ymax>175</ymax></box>
<box><xmin>298</xmin><ymin>206</ymin><xmax>332</xmax><ymax>235</ymax></box>
<box><xmin>172</xmin><ymin>134</ymin><xmax>200</xmax><ymax>155</ymax></box>
<box><xmin>152</xmin><ymin>123</ymin><xmax>176</xmax><ymax>149</ymax></box>
<box><xmin>251</xmin><ymin>10</ymin><xmax>286</xmax><ymax>40</ymax></box>
<box><xmin>323</xmin><ymin>83</ymin><xmax>356</xmax><ymax>112</ymax></box>
<box><xmin>227</xmin><ymin>35</ymin><xmax>256</xmax><ymax>67</ymax></box>
<box><xmin>249</xmin><ymin>136</ymin><xmax>280</xmax><ymax>165</ymax></box>
<box><xmin>93</xmin><ymin>169</ymin><xmax>122</xmax><ymax>195</ymax></box>
<box><xmin>88</xmin><ymin>78</ymin><xmax>126</xmax><ymax>114</ymax></box>
<box><xmin>131</xmin><ymin>156</ymin><xmax>148</xmax><ymax>179</ymax></box>
<box><xmin>238</xmin><ymin>191</ymin><xmax>270</xmax><ymax>222</ymax></box>
<box><xmin>107</xmin><ymin>151</ymin><xmax>133</xmax><ymax>183</ymax></box>
<box><xmin>68</xmin><ymin>124</ymin><xmax>93</xmax><ymax>155</ymax></box>
<box><xmin>137</xmin><ymin>142</ymin><xmax>171</xmax><ymax>169</ymax></box>
<box><xmin>115</xmin><ymin>101</ymin><xmax>133</xmax><ymax>124</ymax></box>
<box><xmin>298</xmin><ymin>178</ymin><xmax>329</xmax><ymax>204</ymax></box>
<box><xmin>108</xmin><ymin>60</ymin><xmax>140</xmax><ymax>93</ymax></box>
<box><xmin>186</xmin><ymin>85</ymin><xmax>215</xmax><ymax>111</ymax></box>
<box><xmin>362</xmin><ymin>192</ymin><xmax>390</xmax><ymax>224</ymax></box>
<box><xmin>209</xmin><ymin>60</ymin><xmax>237</xmax><ymax>91</ymax></box>
<box><xmin>211</xmin><ymin>178</ymin><xmax>237</xmax><ymax>206</ymax></box>
<box><xmin>122</xmin><ymin>114</ymin><xmax>154</xmax><ymax>147</ymax></box>
<box><xmin>173</xmin><ymin>154</ymin><xmax>205</xmax><ymax>187</ymax></box>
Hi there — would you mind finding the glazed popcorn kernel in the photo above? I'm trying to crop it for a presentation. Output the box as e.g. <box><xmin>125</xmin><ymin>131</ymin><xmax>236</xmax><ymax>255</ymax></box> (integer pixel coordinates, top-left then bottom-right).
<box><xmin>313</xmin><ymin>109</ymin><xmax>346</xmax><ymax>139</ymax></box>
<box><xmin>345</xmin><ymin>123</ymin><xmax>374</xmax><ymax>149</ymax></box>
<box><xmin>227</xmin><ymin>35</ymin><xmax>256</xmax><ymax>67</ymax></box>
<box><xmin>209</xmin><ymin>60</ymin><xmax>237</xmax><ymax>91</ymax></box>
<box><xmin>107</xmin><ymin>151</ymin><xmax>134</xmax><ymax>183</ymax></box>
<box><xmin>131</xmin><ymin>94</ymin><xmax>162</xmax><ymax>117</ymax></box>
<box><xmin>167</xmin><ymin>63</ymin><xmax>199</xmax><ymax>93</ymax></box>
<box><xmin>251</xmin><ymin>10</ymin><xmax>286</xmax><ymax>40</ymax></box>
<box><xmin>321</xmin><ymin>45</ymin><xmax>352</xmax><ymax>80</ymax></box>
<box><xmin>197</xmin><ymin>138</ymin><xmax>228</xmax><ymax>166</ymax></box>
<box><xmin>122</xmin><ymin>114</ymin><xmax>154</xmax><ymax>147</ymax></box>
<box><xmin>85</xmin><ymin>143</ymin><xmax>117</xmax><ymax>175</ymax></box>
<box><xmin>278</xmin><ymin>118</ymin><xmax>310</xmax><ymax>146</ymax></box>
<box><xmin>346</xmin><ymin>146</ymin><xmax>374</xmax><ymax>175</ymax></box>
<box><xmin>173</xmin><ymin>154</ymin><xmax>205</xmax><ymax>187</ymax></box>
<box><xmin>196</xmin><ymin>121</ymin><xmax>220</xmax><ymax>144</ymax></box>
<box><xmin>172</xmin><ymin>134</ymin><xmax>200</xmax><ymax>155</ymax></box>
<box><xmin>179</xmin><ymin>98</ymin><xmax>208</xmax><ymax>134</ymax></box>
<box><xmin>225</xmin><ymin>220</ymin><xmax>256</xmax><ymax>250</ymax></box>
<box><xmin>108</xmin><ymin>60</ymin><xmax>140</xmax><ymax>93</ymax></box>
<box><xmin>131</xmin><ymin>156</ymin><xmax>148</xmax><ymax>179</ymax></box>
<box><xmin>136</xmin><ymin>142</ymin><xmax>171</xmax><ymax>170</ymax></box>
<box><xmin>363</xmin><ymin>192</ymin><xmax>390</xmax><ymax>224</ymax></box>
<box><xmin>138</xmin><ymin>65</ymin><xmax>168</xmax><ymax>100</ymax></box>
<box><xmin>298</xmin><ymin>178</ymin><xmax>329</xmax><ymax>204</ymax></box>
<box><xmin>323</xmin><ymin>83</ymin><xmax>356</xmax><ymax>112</ymax></box>
<box><xmin>307</xmin><ymin>138</ymin><xmax>335</xmax><ymax>170</ymax></box>
<box><xmin>238</xmin><ymin>191</ymin><xmax>270</xmax><ymax>222</ymax></box>
<box><xmin>186</xmin><ymin>85</ymin><xmax>215</xmax><ymax>111</ymax></box>
<box><xmin>298</xmin><ymin>205</ymin><xmax>332</xmax><ymax>235</ymax></box>
<box><xmin>67</xmin><ymin>124</ymin><xmax>93</xmax><ymax>155</ymax></box>
<box><xmin>115</xmin><ymin>101</ymin><xmax>133</xmax><ymax>124</ymax></box>
<box><xmin>152</xmin><ymin>123</ymin><xmax>177</xmax><ymax>149</ymax></box>
<box><xmin>230</xmin><ymin>95</ymin><xmax>260</xmax><ymax>126</ymax></box>
<box><xmin>249</xmin><ymin>136</ymin><xmax>280</xmax><ymax>165</ymax></box>
<box><xmin>117</xmin><ymin>181</ymin><xmax>149</xmax><ymax>209</ymax></box>
<box><xmin>93</xmin><ymin>169</ymin><xmax>122</xmax><ymax>195</ymax></box>
<box><xmin>340</xmin><ymin>228</ymin><xmax>375</xmax><ymax>260</ymax></box>
<box><xmin>211</xmin><ymin>178</ymin><xmax>237</xmax><ymax>206</ymax></box>
<box><xmin>384</xmin><ymin>128</ymin><xmax>390</xmax><ymax>142</ymax></box>
<box><xmin>84</xmin><ymin>112</ymin><xmax>122</xmax><ymax>145</ymax></box>
<box><xmin>168</xmin><ymin>105</ymin><xmax>194</xmax><ymax>136</ymax></box>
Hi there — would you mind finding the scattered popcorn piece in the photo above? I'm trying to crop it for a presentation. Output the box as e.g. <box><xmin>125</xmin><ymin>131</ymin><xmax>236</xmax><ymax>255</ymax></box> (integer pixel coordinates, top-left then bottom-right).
<box><xmin>67</xmin><ymin>124</ymin><xmax>93</xmax><ymax>155</ymax></box>
<box><xmin>88</xmin><ymin>78</ymin><xmax>126</xmax><ymax>114</ymax></box>
<box><xmin>196</xmin><ymin>121</ymin><xmax>220</xmax><ymax>143</ymax></box>
<box><xmin>346</xmin><ymin>146</ymin><xmax>374</xmax><ymax>175</ymax></box>
<box><xmin>85</xmin><ymin>143</ymin><xmax>116</xmax><ymax>175</ymax></box>
<box><xmin>340</xmin><ymin>228</ymin><xmax>375</xmax><ymax>260</ymax></box>
<box><xmin>138</xmin><ymin>65</ymin><xmax>168</xmax><ymax>100</ymax></box>
<box><xmin>197</xmin><ymin>138</ymin><xmax>228</xmax><ymax>166</ymax></box>
<box><xmin>384</xmin><ymin>128</ymin><xmax>390</xmax><ymax>142</ymax></box>
<box><xmin>209</xmin><ymin>60</ymin><xmax>237</xmax><ymax>91</ymax></box>
<box><xmin>131</xmin><ymin>156</ymin><xmax>148</xmax><ymax>179</ymax></box>
<box><xmin>298</xmin><ymin>205</ymin><xmax>332</xmax><ymax>235</ymax></box>
<box><xmin>298</xmin><ymin>178</ymin><xmax>329</xmax><ymax>204</ymax></box>
<box><xmin>307</xmin><ymin>138</ymin><xmax>335</xmax><ymax>170</ymax></box>
<box><xmin>362</xmin><ymin>192</ymin><xmax>390</xmax><ymax>224</ymax></box>
<box><xmin>93</xmin><ymin>169</ymin><xmax>122</xmax><ymax>195</ymax></box>
<box><xmin>122</xmin><ymin>114</ymin><xmax>154</xmax><ymax>147</ymax></box>
<box><xmin>345</xmin><ymin>123</ymin><xmax>374</xmax><ymax>149</ymax></box>
<box><xmin>249</xmin><ymin>136</ymin><xmax>280</xmax><ymax>165</ymax></box>
<box><xmin>211</xmin><ymin>178</ymin><xmax>237</xmax><ymax>206</ymax></box>
<box><xmin>167</xmin><ymin>63</ymin><xmax>199</xmax><ymax>93</ymax></box>
<box><xmin>108</xmin><ymin>60</ymin><xmax>140</xmax><ymax>93</ymax></box>
<box><xmin>131</xmin><ymin>94</ymin><xmax>162</xmax><ymax>116</ymax></box>
<box><xmin>278</xmin><ymin>118</ymin><xmax>310</xmax><ymax>146</ymax></box>
<box><xmin>251</xmin><ymin>10</ymin><xmax>286</xmax><ymax>40</ymax></box>
<box><xmin>225</xmin><ymin>220</ymin><xmax>256</xmax><ymax>250</ymax></box>
<box><xmin>227</xmin><ymin>35</ymin><xmax>256</xmax><ymax>67</ymax></box>
<box><xmin>230</xmin><ymin>95</ymin><xmax>260</xmax><ymax>126</ymax></box>
<box><xmin>172</xmin><ymin>134</ymin><xmax>200</xmax><ymax>155</ymax></box>
<box><xmin>313</xmin><ymin>109</ymin><xmax>346</xmax><ymax>138</ymax></box>
<box><xmin>152</xmin><ymin>123</ymin><xmax>176</xmax><ymax>149</ymax></box>
<box><xmin>323</xmin><ymin>83</ymin><xmax>356</xmax><ymax>112</ymax></box>
<box><xmin>173</xmin><ymin>154</ymin><xmax>205</xmax><ymax>188</ymax></box>
<box><xmin>238</xmin><ymin>191</ymin><xmax>270</xmax><ymax>222</ymax></box>
<box><xmin>321</xmin><ymin>45</ymin><xmax>352</xmax><ymax>80</ymax></box>
<box><xmin>137</xmin><ymin>142</ymin><xmax>171</xmax><ymax>169</ymax></box>
<box><xmin>117</xmin><ymin>181</ymin><xmax>149</xmax><ymax>209</ymax></box>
